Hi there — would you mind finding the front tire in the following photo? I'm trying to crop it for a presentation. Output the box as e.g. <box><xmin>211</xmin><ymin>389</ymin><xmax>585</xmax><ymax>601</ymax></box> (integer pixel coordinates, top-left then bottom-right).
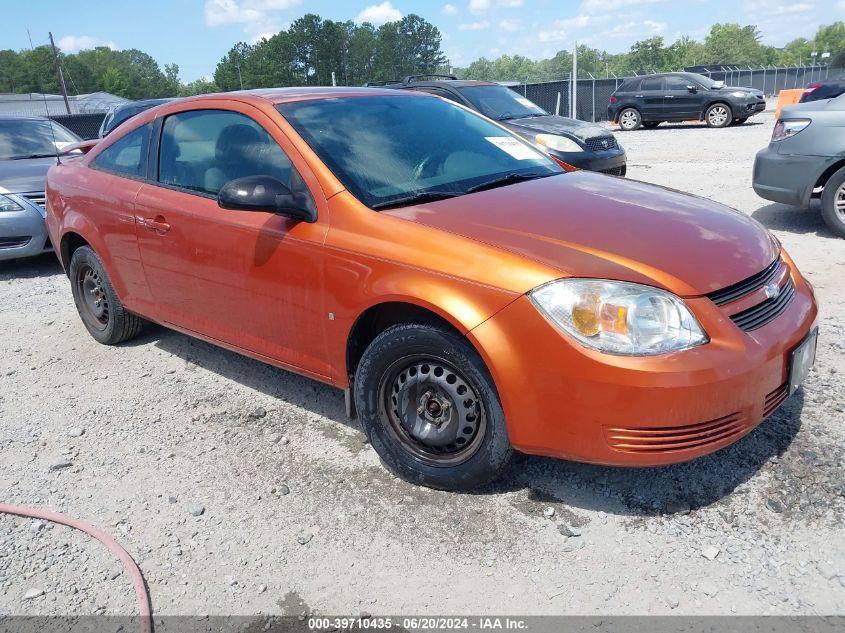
<box><xmin>354</xmin><ymin>324</ymin><xmax>512</xmax><ymax>490</ymax></box>
<box><xmin>821</xmin><ymin>166</ymin><xmax>845</xmax><ymax>238</ymax></box>
<box><xmin>618</xmin><ymin>108</ymin><xmax>642</xmax><ymax>131</ymax></box>
<box><xmin>69</xmin><ymin>246</ymin><xmax>144</xmax><ymax>345</ymax></box>
<box><xmin>705</xmin><ymin>103</ymin><xmax>732</xmax><ymax>128</ymax></box>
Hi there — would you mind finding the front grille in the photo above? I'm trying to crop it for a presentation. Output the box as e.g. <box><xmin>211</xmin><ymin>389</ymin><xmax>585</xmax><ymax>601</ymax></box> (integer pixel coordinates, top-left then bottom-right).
<box><xmin>22</xmin><ymin>192</ymin><xmax>46</xmax><ymax>210</ymax></box>
<box><xmin>0</xmin><ymin>236</ymin><xmax>32</xmax><ymax>249</ymax></box>
<box><xmin>706</xmin><ymin>257</ymin><xmax>782</xmax><ymax>306</ymax></box>
<box><xmin>764</xmin><ymin>383</ymin><xmax>789</xmax><ymax>418</ymax></box>
<box><xmin>584</xmin><ymin>136</ymin><xmax>619</xmax><ymax>152</ymax></box>
<box><xmin>601</xmin><ymin>166</ymin><xmax>625</xmax><ymax>176</ymax></box>
<box><xmin>604</xmin><ymin>412</ymin><xmax>745</xmax><ymax>453</ymax></box>
<box><xmin>729</xmin><ymin>278</ymin><xmax>795</xmax><ymax>332</ymax></box>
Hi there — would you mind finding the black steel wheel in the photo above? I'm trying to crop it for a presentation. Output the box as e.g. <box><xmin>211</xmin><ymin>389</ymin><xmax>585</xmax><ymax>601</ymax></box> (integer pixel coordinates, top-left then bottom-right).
<box><xmin>355</xmin><ymin>323</ymin><xmax>512</xmax><ymax>490</ymax></box>
<box><xmin>68</xmin><ymin>246</ymin><xmax>144</xmax><ymax>345</ymax></box>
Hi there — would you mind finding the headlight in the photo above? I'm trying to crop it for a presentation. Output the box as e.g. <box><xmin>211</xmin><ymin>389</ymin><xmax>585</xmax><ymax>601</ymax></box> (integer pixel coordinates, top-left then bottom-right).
<box><xmin>535</xmin><ymin>134</ymin><xmax>583</xmax><ymax>153</ymax></box>
<box><xmin>772</xmin><ymin>119</ymin><xmax>810</xmax><ymax>142</ymax></box>
<box><xmin>0</xmin><ymin>194</ymin><xmax>24</xmax><ymax>212</ymax></box>
<box><xmin>529</xmin><ymin>278</ymin><xmax>708</xmax><ymax>355</ymax></box>
<box><xmin>730</xmin><ymin>91</ymin><xmax>750</xmax><ymax>98</ymax></box>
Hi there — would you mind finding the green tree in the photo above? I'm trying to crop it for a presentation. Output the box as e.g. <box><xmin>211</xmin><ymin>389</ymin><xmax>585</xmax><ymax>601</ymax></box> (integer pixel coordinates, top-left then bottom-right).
<box><xmin>703</xmin><ymin>23</ymin><xmax>768</xmax><ymax>65</ymax></box>
<box><xmin>813</xmin><ymin>22</ymin><xmax>845</xmax><ymax>60</ymax></box>
<box><xmin>628</xmin><ymin>36</ymin><xmax>668</xmax><ymax>72</ymax></box>
<box><xmin>101</xmin><ymin>67</ymin><xmax>128</xmax><ymax>96</ymax></box>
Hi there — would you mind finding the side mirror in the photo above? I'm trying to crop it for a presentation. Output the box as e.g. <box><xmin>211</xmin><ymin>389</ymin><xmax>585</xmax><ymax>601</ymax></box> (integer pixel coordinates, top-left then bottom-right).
<box><xmin>218</xmin><ymin>175</ymin><xmax>316</xmax><ymax>223</ymax></box>
<box><xmin>687</xmin><ymin>85</ymin><xmax>697</xmax><ymax>93</ymax></box>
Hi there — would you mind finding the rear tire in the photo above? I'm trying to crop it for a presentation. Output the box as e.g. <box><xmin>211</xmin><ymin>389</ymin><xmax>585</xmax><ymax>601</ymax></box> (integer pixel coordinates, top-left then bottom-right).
<box><xmin>69</xmin><ymin>246</ymin><xmax>144</xmax><ymax>345</ymax></box>
<box><xmin>354</xmin><ymin>323</ymin><xmax>512</xmax><ymax>490</ymax></box>
<box><xmin>642</xmin><ymin>121</ymin><xmax>661</xmax><ymax>129</ymax></box>
<box><xmin>705</xmin><ymin>103</ymin><xmax>732</xmax><ymax>128</ymax></box>
<box><xmin>618</xmin><ymin>108</ymin><xmax>641</xmax><ymax>131</ymax></box>
<box><xmin>821</xmin><ymin>167</ymin><xmax>845</xmax><ymax>238</ymax></box>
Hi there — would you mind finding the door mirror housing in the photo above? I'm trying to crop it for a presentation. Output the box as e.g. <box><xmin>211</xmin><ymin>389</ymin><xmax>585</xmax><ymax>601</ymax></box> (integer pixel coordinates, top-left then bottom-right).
<box><xmin>687</xmin><ymin>85</ymin><xmax>698</xmax><ymax>93</ymax></box>
<box><xmin>218</xmin><ymin>175</ymin><xmax>316</xmax><ymax>223</ymax></box>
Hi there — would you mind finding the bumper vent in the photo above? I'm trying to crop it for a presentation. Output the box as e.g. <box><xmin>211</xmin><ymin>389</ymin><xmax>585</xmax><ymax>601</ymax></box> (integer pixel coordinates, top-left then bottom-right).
<box><xmin>706</xmin><ymin>257</ymin><xmax>782</xmax><ymax>306</ymax></box>
<box><xmin>729</xmin><ymin>279</ymin><xmax>795</xmax><ymax>332</ymax></box>
<box><xmin>0</xmin><ymin>236</ymin><xmax>32</xmax><ymax>249</ymax></box>
<box><xmin>584</xmin><ymin>136</ymin><xmax>619</xmax><ymax>152</ymax></box>
<box><xmin>764</xmin><ymin>383</ymin><xmax>789</xmax><ymax>418</ymax></box>
<box><xmin>600</xmin><ymin>166</ymin><xmax>625</xmax><ymax>176</ymax></box>
<box><xmin>22</xmin><ymin>192</ymin><xmax>46</xmax><ymax>210</ymax></box>
<box><xmin>604</xmin><ymin>413</ymin><xmax>745</xmax><ymax>453</ymax></box>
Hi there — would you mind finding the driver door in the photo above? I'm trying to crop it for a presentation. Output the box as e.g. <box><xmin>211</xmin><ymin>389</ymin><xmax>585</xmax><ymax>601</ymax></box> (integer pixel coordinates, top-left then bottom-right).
<box><xmin>134</xmin><ymin>105</ymin><xmax>331</xmax><ymax>378</ymax></box>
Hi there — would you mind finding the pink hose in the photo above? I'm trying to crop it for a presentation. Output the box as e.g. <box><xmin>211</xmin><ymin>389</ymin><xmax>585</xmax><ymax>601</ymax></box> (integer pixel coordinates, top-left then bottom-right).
<box><xmin>0</xmin><ymin>503</ymin><xmax>152</xmax><ymax>633</ymax></box>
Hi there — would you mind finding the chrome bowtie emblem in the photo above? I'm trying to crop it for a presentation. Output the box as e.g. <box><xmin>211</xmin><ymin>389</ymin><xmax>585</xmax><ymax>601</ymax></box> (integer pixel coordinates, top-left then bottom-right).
<box><xmin>764</xmin><ymin>283</ymin><xmax>780</xmax><ymax>300</ymax></box>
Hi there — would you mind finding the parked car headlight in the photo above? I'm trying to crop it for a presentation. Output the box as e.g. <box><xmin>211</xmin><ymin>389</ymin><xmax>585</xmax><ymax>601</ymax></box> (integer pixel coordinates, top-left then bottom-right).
<box><xmin>0</xmin><ymin>194</ymin><xmax>24</xmax><ymax>212</ymax></box>
<box><xmin>771</xmin><ymin>119</ymin><xmax>811</xmax><ymax>142</ymax></box>
<box><xmin>730</xmin><ymin>91</ymin><xmax>750</xmax><ymax>98</ymax></box>
<box><xmin>535</xmin><ymin>134</ymin><xmax>583</xmax><ymax>153</ymax></box>
<box><xmin>529</xmin><ymin>278</ymin><xmax>708</xmax><ymax>355</ymax></box>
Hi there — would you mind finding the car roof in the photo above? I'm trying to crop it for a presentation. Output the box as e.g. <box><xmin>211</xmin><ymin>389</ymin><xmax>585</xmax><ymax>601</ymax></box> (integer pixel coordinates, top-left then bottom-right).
<box><xmin>0</xmin><ymin>114</ymin><xmax>52</xmax><ymax>122</ymax></box>
<box><xmin>174</xmin><ymin>86</ymin><xmax>436</xmax><ymax>106</ymax></box>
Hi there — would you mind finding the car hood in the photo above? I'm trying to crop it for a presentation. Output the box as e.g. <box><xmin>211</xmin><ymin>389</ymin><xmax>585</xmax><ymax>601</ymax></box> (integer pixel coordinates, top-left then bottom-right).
<box><xmin>0</xmin><ymin>156</ymin><xmax>56</xmax><ymax>193</ymax></box>
<box><xmin>502</xmin><ymin>115</ymin><xmax>612</xmax><ymax>141</ymax></box>
<box><xmin>714</xmin><ymin>85</ymin><xmax>764</xmax><ymax>97</ymax></box>
<box><xmin>383</xmin><ymin>172</ymin><xmax>778</xmax><ymax>297</ymax></box>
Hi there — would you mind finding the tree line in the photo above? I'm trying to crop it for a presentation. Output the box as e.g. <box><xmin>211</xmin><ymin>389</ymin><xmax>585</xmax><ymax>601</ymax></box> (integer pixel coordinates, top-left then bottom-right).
<box><xmin>460</xmin><ymin>22</ymin><xmax>845</xmax><ymax>84</ymax></box>
<box><xmin>1</xmin><ymin>16</ymin><xmax>842</xmax><ymax>101</ymax></box>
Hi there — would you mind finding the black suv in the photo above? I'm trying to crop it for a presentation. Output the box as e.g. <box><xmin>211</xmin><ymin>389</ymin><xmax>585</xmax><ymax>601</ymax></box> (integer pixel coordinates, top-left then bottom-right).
<box><xmin>607</xmin><ymin>72</ymin><xmax>765</xmax><ymax>130</ymax></box>
<box><xmin>373</xmin><ymin>75</ymin><xmax>626</xmax><ymax>176</ymax></box>
<box><xmin>99</xmin><ymin>98</ymin><xmax>176</xmax><ymax>137</ymax></box>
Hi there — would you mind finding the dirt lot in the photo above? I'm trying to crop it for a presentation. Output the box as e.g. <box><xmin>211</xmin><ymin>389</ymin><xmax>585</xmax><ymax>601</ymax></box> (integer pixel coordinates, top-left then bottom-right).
<box><xmin>2</xmin><ymin>106</ymin><xmax>844</xmax><ymax>618</ymax></box>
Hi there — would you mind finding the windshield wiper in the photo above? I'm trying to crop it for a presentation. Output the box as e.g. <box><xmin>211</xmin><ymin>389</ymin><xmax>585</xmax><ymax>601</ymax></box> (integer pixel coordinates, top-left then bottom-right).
<box><xmin>370</xmin><ymin>190</ymin><xmax>460</xmax><ymax>210</ymax></box>
<box><xmin>9</xmin><ymin>153</ymin><xmax>58</xmax><ymax>160</ymax></box>
<box><xmin>464</xmin><ymin>172</ymin><xmax>556</xmax><ymax>195</ymax></box>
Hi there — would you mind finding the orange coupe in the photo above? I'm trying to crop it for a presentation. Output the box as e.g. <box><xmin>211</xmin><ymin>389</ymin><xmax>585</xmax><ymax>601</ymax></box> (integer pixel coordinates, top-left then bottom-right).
<box><xmin>46</xmin><ymin>88</ymin><xmax>818</xmax><ymax>490</ymax></box>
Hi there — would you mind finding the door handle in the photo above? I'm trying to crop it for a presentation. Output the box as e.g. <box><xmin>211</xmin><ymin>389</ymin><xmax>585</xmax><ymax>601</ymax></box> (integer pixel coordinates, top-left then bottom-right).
<box><xmin>137</xmin><ymin>216</ymin><xmax>171</xmax><ymax>234</ymax></box>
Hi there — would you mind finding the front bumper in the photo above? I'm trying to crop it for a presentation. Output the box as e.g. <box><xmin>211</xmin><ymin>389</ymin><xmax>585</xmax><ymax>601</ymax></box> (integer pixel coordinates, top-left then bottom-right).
<box><xmin>469</xmin><ymin>257</ymin><xmax>817</xmax><ymax>466</ymax></box>
<box><xmin>753</xmin><ymin>146</ymin><xmax>832</xmax><ymax>208</ymax></box>
<box><xmin>0</xmin><ymin>193</ymin><xmax>52</xmax><ymax>261</ymax></box>
<box><xmin>551</xmin><ymin>147</ymin><xmax>627</xmax><ymax>176</ymax></box>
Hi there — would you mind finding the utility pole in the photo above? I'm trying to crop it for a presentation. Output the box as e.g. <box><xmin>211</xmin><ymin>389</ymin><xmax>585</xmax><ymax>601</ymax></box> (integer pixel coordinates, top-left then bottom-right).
<box><xmin>48</xmin><ymin>32</ymin><xmax>71</xmax><ymax>115</ymax></box>
<box><xmin>571</xmin><ymin>40</ymin><xmax>578</xmax><ymax>120</ymax></box>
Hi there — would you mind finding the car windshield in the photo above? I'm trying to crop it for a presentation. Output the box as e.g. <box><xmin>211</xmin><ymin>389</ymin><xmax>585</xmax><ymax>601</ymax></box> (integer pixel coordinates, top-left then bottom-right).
<box><xmin>689</xmin><ymin>73</ymin><xmax>719</xmax><ymax>89</ymax></box>
<box><xmin>0</xmin><ymin>119</ymin><xmax>80</xmax><ymax>160</ymax></box>
<box><xmin>457</xmin><ymin>85</ymin><xmax>548</xmax><ymax>120</ymax></box>
<box><xmin>277</xmin><ymin>95</ymin><xmax>561</xmax><ymax>209</ymax></box>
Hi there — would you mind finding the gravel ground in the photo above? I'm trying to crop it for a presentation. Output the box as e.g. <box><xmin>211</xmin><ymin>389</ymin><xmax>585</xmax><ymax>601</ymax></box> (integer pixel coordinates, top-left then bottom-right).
<box><xmin>1</xmin><ymin>106</ymin><xmax>844</xmax><ymax>618</ymax></box>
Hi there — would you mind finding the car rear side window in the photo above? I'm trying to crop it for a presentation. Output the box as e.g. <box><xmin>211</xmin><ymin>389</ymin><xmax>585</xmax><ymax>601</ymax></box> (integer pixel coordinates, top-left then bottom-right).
<box><xmin>618</xmin><ymin>78</ymin><xmax>641</xmax><ymax>92</ymax></box>
<box><xmin>91</xmin><ymin>124</ymin><xmax>150</xmax><ymax>179</ymax></box>
<box><xmin>640</xmin><ymin>77</ymin><xmax>664</xmax><ymax>91</ymax></box>
<box><xmin>157</xmin><ymin>109</ymin><xmax>298</xmax><ymax>197</ymax></box>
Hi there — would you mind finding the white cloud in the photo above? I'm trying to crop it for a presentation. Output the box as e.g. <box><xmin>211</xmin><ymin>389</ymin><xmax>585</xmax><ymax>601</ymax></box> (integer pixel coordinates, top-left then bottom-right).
<box><xmin>603</xmin><ymin>19</ymin><xmax>666</xmax><ymax>38</ymax></box>
<box><xmin>581</xmin><ymin>0</ymin><xmax>666</xmax><ymax>11</ymax></box>
<box><xmin>56</xmin><ymin>35</ymin><xmax>116</xmax><ymax>52</ymax></box>
<box><xmin>460</xmin><ymin>20</ymin><xmax>491</xmax><ymax>30</ymax></box>
<box><xmin>499</xmin><ymin>0</ymin><xmax>523</xmax><ymax>6</ymax></box>
<box><xmin>498</xmin><ymin>18</ymin><xmax>521</xmax><ymax>31</ymax></box>
<box><xmin>204</xmin><ymin>0</ymin><xmax>300</xmax><ymax>37</ymax></box>
<box><xmin>537</xmin><ymin>29</ymin><xmax>567</xmax><ymax>43</ymax></box>
<box><xmin>355</xmin><ymin>1</ymin><xmax>403</xmax><ymax>25</ymax></box>
<box><xmin>442</xmin><ymin>3</ymin><xmax>459</xmax><ymax>15</ymax></box>
<box><xmin>746</xmin><ymin>0</ymin><xmax>814</xmax><ymax>15</ymax></box>
<box><xmin>468</xmin><ymin>0</ymin><xmax>491</xmax><ymax>15</ymax></box>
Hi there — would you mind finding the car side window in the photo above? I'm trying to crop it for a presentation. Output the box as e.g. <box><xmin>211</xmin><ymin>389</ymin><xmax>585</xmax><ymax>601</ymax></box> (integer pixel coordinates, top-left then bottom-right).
<box><xmin>157</xmin><ymin>109</ymin><xmax>307</xmax><ymax>199</ymax></box>
<box><xmin>91</xmin><ymin>124</ymin><xmax>150</xmax><ymax>179</ymax></box>
<box><xmin>640</xmin><ymin>77</ymin><xmax>664</xmax><ymax>91</ymax></box>
<box><xmin>665</xmin><ymin>76</ymin><xmax>691</xmax><ymax>90</ymax></box>
<box><xmin>620</xmin><ymin>78</ymin><xmax>641</xmax><ymax>92</ymax></box>
<box><xmin>414</xmin><ymin>87</ymin><xmax>462</xmax><ymax>103</ymax></box>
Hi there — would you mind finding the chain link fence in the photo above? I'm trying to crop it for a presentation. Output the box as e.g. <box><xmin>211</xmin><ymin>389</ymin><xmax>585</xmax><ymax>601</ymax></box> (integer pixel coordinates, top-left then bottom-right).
<box><xmin>50</xmin><ymin>113</ymin><xmax>106</xmax><ymax>140</ymax></box>
<box><xmin>512</xmin><ymin>65</ymin><xmax>842</xmax><ymax>123</ymax></box>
